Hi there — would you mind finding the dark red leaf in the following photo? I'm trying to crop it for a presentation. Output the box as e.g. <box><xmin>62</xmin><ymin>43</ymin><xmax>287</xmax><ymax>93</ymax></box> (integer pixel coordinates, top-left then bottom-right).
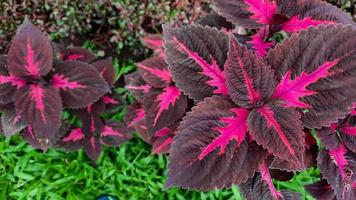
<box><xmin>163</xmin><ymin>25</ymin><xmax>229</xmax><ymax>100</ymax></box>
<box><xmin>196</xmin><ymin>13</ymin><xmax>233</xmax><ymax>30</ymax></box>
<box><xmin>142</xmin><ymin>34</ymin><xmax>164</xmax><ymax>55</ymax></box>
<box><xmin>304</xmin><ymin>180</ymin><xmax>337</xmax><ymax>200</ymax></box>
<box><xmin>248</xmin><ymin>104</ymin><xmax>305</xmax><ymax>171</ymax></box>
<box><xmin>225</xmin><ymin>35</ymin><xmax>276</xmax><ymax>108</ymax></box>
<box><xmin>8</xmin><ymin>20</ymin><xmax>52</xmax><ymax>78</ymax></box>
<box><xmin>152</xmin><ymin>123</ymin><xmax>179</xmax><ymax>154</ymax></box>
<box><xmin>58</xmin><ymin>127</ymin><xmax>84</xmax><ymax>152</ymax></box>
<box><xmin>124</xmin><ymin>104</ymin><xmax>152</xmax><ymax>143</ymax></box>
<box><xmin>137</xmin><ymin>56</ymin><xmax>171</xmax><ymax>88</ymax></box>
<box><xmin>15</xmin><ymin>84</ymin><xmax>62</xmax><ymax>147</ymax></box>
<box><xmin>125</xmin><ymin>71</ymin><xmax>151</xmax><ymax>103</ymax></box>
<box><xmin>61</xmin><ymin>47</ymin><xmax>96</xmax><ymax>63</ymax></box>
<box><xmin>317</xmin><ymin>126</ymin><xmax>342</xmax><ymax>150</ymax></box>
<box><xmin>83</xmin><ymin>136</ymin><xmax>102</xmax><ymax>161</ymax></box>
<box><xmin>100</xmin><ymin>120</ymin><xmax>131</xmax><ymax>147</ymax></box>
<box><xmin>52</xmin><ymin>60</ymin><xmax>109</xmax><ymax>108</ymax></box>
<box><xmin>143</xmin><ymin>86</ymin><xmax>187</xmax><ymax>134</ymax></box>
<box><xmin>266</xmin><ymin>24</ymin><xmax>356</xmax><ymax>129</ymax></box>
<box><xmin>166</xmin><ymin>96</ymin><xmax>267</xmax><ymax>190</ymax></box>
<box><xmin>90</xmin><ymin>58</ymin><xmax>116</xmax><ymax>87</ymax></box>
<box><xmin>1</xmin><ymin>105</ymin><xmax>27</xmax><ymax>137</ymax></box>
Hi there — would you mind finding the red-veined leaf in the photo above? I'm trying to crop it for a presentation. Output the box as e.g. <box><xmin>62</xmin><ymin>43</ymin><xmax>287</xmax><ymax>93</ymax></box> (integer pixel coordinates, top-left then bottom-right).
<box><xmin>281</xmin><ymin>16</ymin><xmax>330</xmax><ymax>33</ymax></box>
<box><xmin>249</xmin><ymin>26</ymin><xmax>275</xmax><ymax>57</ymax></box>
<box><xmin>52</xmin><ymin>60</ymin><xmax>109</xmax><ymax>108</ymax></box>
<box><xmin>142</xmin><ymin>34</ymin><xmax>164</xmax><ymax>55</ymax></box>
<box><xmin>143</xmin><ymin>86</ymin><xmax>187</xmax><ymax>134</ymax></box>
<box><xmin>248</xmin><ymin>103</ymin><xmax>305</xmax><ymax>171</ymax></box>
<box><xmin>100</xmin><ymin>120</ymin><xmax>131</xmax><ymax>147</ymax></box>
<box><xmin>83</xmin><ymin>136</ymin><xmax>102</xmax><ymax>161</ymax></box>
<box><xmin>125</xmin><ymin>71</ymin><xmax>151</xmax><ymax>102</ymax></box>
<box><xmin>137</xmin><ymin>56</ymin><xmax>171</xmax><ymax>88</ymax></box>
<box><xmin>90</xmin><ymin>58</ymin><xmax>116</xmax><ymax>87</ymax></box>
<box><xmin>152</xmin><ymin>126</ymin><xmax>176</xmax><ymax>154</ymax></box>
<box><xmin>124</xmin><ymin>104</ymin><xmax>152</xmax><ymax>143</ymax></box>
<box><xmin>225</xmin><ymin>35</ymin><xmax>276</xmax><ymax>108</ymax></box>
<box><xmin>15</xmin><ymin>84</ymin><xmax>62</xmax><ymax>147</ymax></box>
<box><xmin>8</xmin><ymin>20</ymin><xmax>52</xmax><ymax>78</ymax></box>
<box><xmin>266</xmin><ymin>24</ymin><xmax>356</xmax><ymax>129</ymax></box>
<box><xmin>61</xmin><ymin>47</ymin><xmax>95</xmax><ymax>63</ymax></box>
<box><xmin>163</xmin><ymin>25</ymin><xmax>229</xmax><ymax>100</ymax></box>
<box><xmin>166</xmin><ymin>96</ymin><xmax>267</xmax><ymax>190</ymax></box>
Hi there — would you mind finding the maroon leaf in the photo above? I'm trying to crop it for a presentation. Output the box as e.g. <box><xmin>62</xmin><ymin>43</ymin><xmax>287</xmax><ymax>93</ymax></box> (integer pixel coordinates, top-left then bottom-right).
<box><xmin>163</xmin><ymin>25</ymin><xmax>229</xmax><ymax>101</ymax></box>
<box><xmin>100</xmin><ymin>120</ymin><xmax>131</xmax><ymax>147</ymax></box>
<box><xmin>83</xmin><ymin>136</ymin><xmax>102</xmax><ymax>161</ymax></box>
<box><xmin>142</xmin><ymin>34</ymin><xmax>164</xmax><ymax>55</ymax></box>
<box><xmin>304</xmin><ymin>180</ymin><xmax>337</xmax><ymax>200</ymax></box>
<box><xmin>90</xmin><ymin>58</ymin><xmax>116</xmax><ymax>87</ymax></box>
<box><xmin>317</xmin><ymin>125</ymin><xmax>342</xmax><ymax>151</ymax></box>
<box><xmin>225</xmin><ymin>35</ymin><xmax>276</xmax><ymax>108</ymax></box>
<box><xmin>124</xmin><ymin>104</ymin><xmax>152</xmax><ymax>143</ymax></box>
<box><xmin>280</xmin><ymin>15</ymin><xmax>329</xmax><ymax>33</ymax></box>
<box><xmin>214</xmin><ymin>0</ymin><xmax>277</xmax><ymax>29</ymax></box>
<box><xmin>166</xmin><ymin>96</ymin><xmax>267</xmax><ymax>190</ymax></box>
<box><xmin>137</xmin><ymin>56</ymin><xmax>172</xmax><ymax>88</ymax></box>
<box><xmin>61</xmin><ymin>47</ymin><xmax>96</xmax><ymax>63</ymax></box>
<box><xmin>143</xmin><ymin>86</ymin><xmax>187</xmax><ymax>134</ymax></box>
<box><xmin>240</xmin><ymin>171</ymin><xmax>302</xmax><ymax>200</ymax></box>
<box><xmin>152</xmin><ymin>123</ymin><xmax>179</xmax><ymax>154</ymax></box>
<box><xmin>15</xmin><ymin>84</ymin><xmax>62</xmax><ymax>147</ymax></box>
<box><xmin>52</xmin><ymin>60</ymin><xmax>109</xmax><ymax>108</ymax></box>
<box><xmin>59</xmin><ymin>127</ymin><xmax>84</xmax><ymax>152</ymax></box>
<box><xmin>248</xmin><ymin>104</ymin><xmax>305</xmax><ymax>171</ymax></box>
<box><xmin>125</xmin><ymin>71</ymin><xmax>151</xmax><ymax>102</ymax></box>
<box><xmin>318</xmin><ymin>146</ymin><xmax>356</xmax><ymax>200</ymax></box>
<box><xmin>266</xmin><ymin>24</ymin><xmax>356</xmax><ymax>129</ymax></box>
<box><xmin>8</xmin><ymin>20</ymin><xmax>52</xmax><ymax>78</ymax></box>
<box><xmin>196</xmin><ymin>13</ymin><xmax>233</xmax><ymax>30</ymax></box>
<box><xmin>1</xmin><ymin>106</ymin><xmax>27</xmax><ymax>137</ymax></box>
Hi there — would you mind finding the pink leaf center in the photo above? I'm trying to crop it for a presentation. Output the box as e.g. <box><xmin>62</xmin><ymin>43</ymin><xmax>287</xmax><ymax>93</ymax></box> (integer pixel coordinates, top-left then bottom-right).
<box><xmin>244</xmin><ymin>0</ymin><xmax>277</xmax><ymax>25</ymax></box>
<box><xmin>102</xmin><ymin>95</ymin><xmax>119</xmax><ymax>104</ymax></box>
<box><xmin>198</xmin><ymin>108</ymin><xmax>249</xmax><ymax>160</ymax></box>
<box><xmin>237</xmin><ymin>56</ymin><xmax>261</xmax><ymax>102</ymax></box>
<box><xmin>259</xmin><ymin>162</ymin><xmax>284</xmax><ymax>200</ymax></box>
<box><xmin>153</xmin><ymin>86</ymin><xmax>181</xmax><ymax>126</ymax></box>
<box><xmin>65</xmin><ymin>54</ymin><xmax>84</xmax><ymax>61</ymax></box>
<box><xmin>248</xmin><ymin>26</ymin><xmax>275</xmax><ymax>57</ymax></box>
<box><xmin>0</xmin><ymin>75</ymin><xmax>27</xmax><ymax>88</ymax></box>
<box><xmin>154</xmin><ymin>127</ymin><xmax>171</xmax><ymax>137</ymax></box>
<box><xmin>137</xmin><ymin>63</ymin><xmax>172</xmax><ymax>83</ymax></box>
<box><xmin>30</xmin><ymin>84</ymin><xmax>46</xmax><ymax>122</ymax></box>
<box><xmin>340</xmin><ymin>126</ymin><xmax>356</xmax><ymax>136</ymax></box>
<box><xmin>329</xmin><ymin>145</ymin><xmax>348</xmax><ymax>179</ymax></box>
<box><xmin>128</xmin><ymin>108</ymin><xmax>145</xmax><ymax>128</ymax></box>
<box><xmin>25</xmin><ymin>35</ymin><xmax>41</xmax><ymax>77</ymax></box>
<box><xmin>173</xmin><ymin>37</ymin><xmax>228</xmax><ymax>95</ymax></box>
<box><xmin>52</xmin><ymin>74</ymin><xmax>86</xmax><ymax>90</ymax></box>
<box><xmin>101</xmin><ymin>125</ymin><xmax>125</xmax><ymax>137</ymax></box>
<box><xmin>281</xmin><ymin>16</ymin><xmax>331</xmax><ymax>33</ymax></box>
<box><xmin>273</xmin><ymin>59</ymin><xmax>339</xmax><ymax>108</ymax></box>
<box><xmin>153</xmin><ymin>137</ymin><xmax>174</xmax><ymax>154</ymax></box>
<box><xmin>62</xmin><ymin>128</ymin><xmax>84</xmax><ymax>142</ymax></box>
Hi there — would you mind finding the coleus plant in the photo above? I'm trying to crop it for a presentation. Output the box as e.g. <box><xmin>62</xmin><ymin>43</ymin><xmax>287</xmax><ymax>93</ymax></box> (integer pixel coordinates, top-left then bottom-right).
<box><xmin>214</xmin><ymin>0</ymin><xmax>355</xmax><ymax>57</ymax></box>
<box><xmin>57</xmin><ymin>54</ymin><xmax>131</xmax><ymax>161</ymax></box>
<box><xmin>0</xmin><ymin>20</ymin><xmax>109</xmax><ymax>149</ymax></box>
<box><xmin>162</xmin><ymin>22</ymin><xmax>356</xmax><ymax>199</ymax></box>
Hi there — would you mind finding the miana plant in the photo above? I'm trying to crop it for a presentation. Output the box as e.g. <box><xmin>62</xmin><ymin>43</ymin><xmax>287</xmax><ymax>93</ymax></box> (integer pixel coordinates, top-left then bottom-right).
<box><xmin>0</xmin><ymin>19</ymin><xmax>130</xmax><ymax>160</ymax></box>
<box><xmin>160</xmin><ymin>0</ymin><xmax>356</xmax><ymax>198</ymax></box>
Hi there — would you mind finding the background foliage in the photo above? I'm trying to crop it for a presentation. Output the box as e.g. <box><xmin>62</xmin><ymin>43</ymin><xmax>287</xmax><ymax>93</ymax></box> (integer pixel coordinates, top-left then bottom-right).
<box><xmin>0</xmin><ymin>0</ymin><xmax>355</xmax><ymax>199</ymax></box>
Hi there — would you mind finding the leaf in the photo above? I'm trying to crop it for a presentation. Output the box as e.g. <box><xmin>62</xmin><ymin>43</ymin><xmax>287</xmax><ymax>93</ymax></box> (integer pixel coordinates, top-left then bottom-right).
<box><xmin>248</xmin><ymin>104</ymin><xmax>305</xmax><ymax>171</ymax></box>
<box><xmin>248</xmin><ymin>26</ymin><xmax>275</xmax><ymax>57</ymax></box>
<box><xmin>61</xmin><ymin>47</ymin><xmax>96</xmax><ymax>63</ymax></box>
<box><xmin>280</xmin><ymin>16</ymin><xmax>329</xmax><ymax>33</ymax></box>
<box><xmin>0</xmin><ymin>55</ymin><xmax>23</xmax><ymax>104</ymax></box>
<box><xmin>304</xmin><ymin>180</ymin><xmax>337</xmax><ymax>200</ymax></box>
<box><xmin>317</xmin><ymin>146</ymin><xmax>356</xmax><ymax>200</ymax></box>
<box><xmin>143</xmin><ymin>86</ymin><xmax>187</xmax><ymax>134</ymax></box>
<box><xmin>83</xmin><ymin>136</ymin><xmax>102</xmax><ymax>161</ymax></box>
<box><xmin>15</xmin><ymin>84</ymin><xmax>62</xmax><ymax>146</ymax></box>
<box><xmin>225</xmin><ymin>35</ymin><xmax>276</xmax><ymax>108</ymax></box>
<box><xmin>8</xmin><ymin>20</ymin><xmax>52</xmax><ymax>78</ymax></box>
<box><xmin>163</xmin><ymin>25</ymin><xmax>229</xmax><ymax>101</ymax></box>
<box><xmin>90</xmin><ymin>58</ymin><xmax>116</xmax><ymax>87</ymax></box>
<box><xmin>52</xmin><ymin>60</ymin><xmax>109</xmax><ymax>108</ymax></box>
<box><xmin>266</xmin><ymin>24</ymin><xmax>356</xmax><ymax>129</ymax></box>
<box><xmin>125</xmin><ymin>72</ymin><xmax>151</xmax><ymax>103</ymax></box>
<box><xmin>137</xmin><ymin>56</ymin><xmax>172</xmax><ymax>88</ymax></box>
<box><xmin>100</xmin><ymin>120</ymin><xmax>131</xmax><ymax>147</ymax></box>
<box><xmin>1</xmin><ymin>106</ymin><xmax>27</xmax><ymax>137</ymax></box>
<box><xmin>166</xmin><ymin>96</ymin><xmax>267</xmax><ymax>190</ymax></box>
<box><xmin>152</xmin><ymin>126</ymin><xmax>176</xmax><ymax>154</ymax></box>
<box><xmin>196</xmin><ymin>13</ymin><xmax>233</xmax><ymax>30</ymax></box>
<box><xmin>240</xmin><ymin>172</ymin><xmax>302</xmax><ymax>200</ymax></box>
<box><xmin>142</xmin><ymin>34</ymin><xmax>164</xmax><ymax>54</ymax></box>
<box><xmin>124</xmin><ymin>104</ymin><xmax>152</xmax><ymax>143</ymax></box>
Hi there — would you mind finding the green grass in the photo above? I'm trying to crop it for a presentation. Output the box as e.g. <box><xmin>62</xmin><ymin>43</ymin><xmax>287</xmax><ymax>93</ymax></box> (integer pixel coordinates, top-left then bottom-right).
<box><xmin>0</xmin><ymin>133</ymin><xmax>319</xmax><ymax>200</ymax></box>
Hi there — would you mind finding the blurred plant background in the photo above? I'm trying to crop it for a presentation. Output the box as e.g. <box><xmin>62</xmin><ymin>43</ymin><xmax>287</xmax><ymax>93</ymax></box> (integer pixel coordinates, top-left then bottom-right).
<box><xmin>0</xmin><ymin>0</ymin><xmax>355</xmax><ymax>199</ymax></box>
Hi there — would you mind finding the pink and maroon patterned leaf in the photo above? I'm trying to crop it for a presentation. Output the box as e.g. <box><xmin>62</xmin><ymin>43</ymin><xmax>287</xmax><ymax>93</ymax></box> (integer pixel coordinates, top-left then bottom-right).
<box><xmin>225</xmin><ymin>35</ymin><xmax>276</xmax><ymax>108</ymax></box>
<box><xmin>214</xmin><ymin>0</ymin><xmax>277</xmax><ymax>28</ymax></box>
<box><xmin>90</xmin><ymin>58</ymin><xmax>116</xmax><ymax>87</ymax></box>
<box><xmin>240</xmin><ymin>172</ymin><xmax>302</xmax><ymax>200</ymax></box>
<box><xmin>83</xmin><ymin>136</ymin><xmax>102</xmax><ymax>161</ymax></box>
<box><xmin>124</xmin><ymin>104</ymin><xmax>152</xmax><ymax>143</ymax></box>
<box><xmin>280</xmin><ymin>16</ymin><xmax>330</xmax><ymax>33</ymax></box>
<box><xmin>143</xmin><ymin>87</ymin><xmax>187</xmax><ymax>134</ymax></box>
<box><xmin>196</xmin><ymin>13</ymin><xmax>233</xmax><ymax>30</ymax></box>
<box><xmin>152</xmin><ymin>123</ymin><xmax>179</xmax><ymax>154</ymax></box>
<box><xmin>249</xmin><ymin>26</ymin><xmax>275</xmax><ymax>57</ymax></box>
<box><xmin>298</xmin><ymin>0</ymin><xmax>354</xmax><ymax>25</ymax></box>
<box><xmin>163</xmin><ymin>25</ymin><xmax>229</xmax><ymax>101</ymax></box>
<box><xmin>8</xmin><ymin>20</ymin><xmax>52</xmax><ymax>78</ymax></box>
<box><xmin>266</xmin><ymin>24</ymin><xmax>356</xmax><ymax>129</ymax></box>
<box><xmin>100</xmin><ymin>120</ymin><xmax>131</xmax><ymax>147</ymax></box>
<box><xmin>0</xmin><ymin>55</ymin><xmax>24</xmax><ymax>104</ymax></box>
<box><xmin>125</xmin><ymin>72</ymin><xmax>151</xmax><ymax>103</ymax></box>
<box><xmin>61</xmin><ymin>47</ymin><xmax>96</xmax><ymax>63</ymax></box>
<box><xmin>304</xmin><ymin>180</ymin><xmax>337</xmax><ymax>200</ymax></box>
<box><xmin>166</xmin><ymin>96</ymin><xmax>267</xmax><ymax>190</ymax></box>
<box><xmin>15</xmin><ymin>84</ymin><xmax>62</xmax><ymax>146</ymax></box>
<box><xmin>52</xmin><ymin>60</ymin><xmax>109</xmax><ymax>108</ymax></box>
<box><xmin>316</xmin><ymin>126</ymin><xmax>342</xmax><ymax>150</ymax></box>
<box><xmin>248</xmin><ymin>103</ymin><xmax>305</xmax><ymax>171</ymax></box>
<box><xmin>137</xmin><ymin>56</ymin><xmax>171</xmax><ymax>88</ymax></box>
<box><xmin>1</xmin><ymin>106</ymin><xmax>27</xmax><ymax>137</ymax></box>
<box><xmin>142</xmin><ymin>34</ymin><xmax>164</xmax><ymax>54</ymax></box>
<box><xmin>318</xmin><ymin>146</ymin><xmax>356</xmax><ymax>200</ymax></box>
